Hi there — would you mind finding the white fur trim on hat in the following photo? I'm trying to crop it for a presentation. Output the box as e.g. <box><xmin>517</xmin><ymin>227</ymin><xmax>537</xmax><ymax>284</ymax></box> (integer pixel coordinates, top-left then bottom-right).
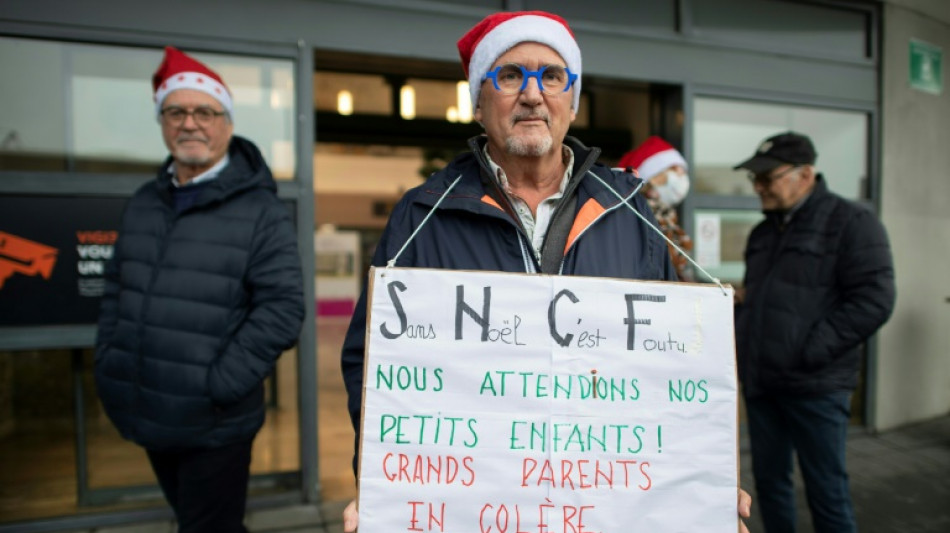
<box><xmin>154</xmin><ymin>71</ymin><xmax>233</xmax><ymax>120</ymax></box>
<box><xmin>639</xmin><ymin>149</ymin><xmax>688</xmax><ymax>182</ymax></box>
<box><xmin>467</xmin><ymin>14</ymin><xmax>582</xmax><ymax>113</ymax></box>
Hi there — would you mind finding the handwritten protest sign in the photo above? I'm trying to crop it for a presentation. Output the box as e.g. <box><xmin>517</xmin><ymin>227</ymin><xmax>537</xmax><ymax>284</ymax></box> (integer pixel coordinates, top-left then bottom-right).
<box><xmin>359</xmin><ymin>267</ymin><xmax>738</xmax><ymax>532</ymax></box>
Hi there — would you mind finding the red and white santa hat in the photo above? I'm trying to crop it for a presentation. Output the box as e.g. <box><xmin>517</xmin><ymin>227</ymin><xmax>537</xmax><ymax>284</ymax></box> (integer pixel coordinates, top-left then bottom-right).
<box><xmin>617</xmin><ymin>136</ymin><xmax>688</xmax><ymax>181</ymax></box>
<box><xmin>152</xmin><ymin>46</ymin><xmax>233</xmax><ymax>120</ymax></box>
<box><xmin>457</xmin><ymin>11</ymin><xmax>582</xmax><ymax>113</ymax></box>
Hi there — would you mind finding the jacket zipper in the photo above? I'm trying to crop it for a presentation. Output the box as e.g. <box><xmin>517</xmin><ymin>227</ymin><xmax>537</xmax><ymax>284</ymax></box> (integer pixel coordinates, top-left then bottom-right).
<box><xmin>469</xmin><ymin>140</ymin><xmax>540</xmax><ymax>272</ymax></box>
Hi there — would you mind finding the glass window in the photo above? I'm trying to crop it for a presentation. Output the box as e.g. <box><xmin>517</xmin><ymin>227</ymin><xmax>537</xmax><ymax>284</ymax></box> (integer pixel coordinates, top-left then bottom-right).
<box><xmin>0</xmin><ymin>349</ymin><xmax>107</xmax><ymax>522</ymax></box>
<box><xmin>0</xmin><ymin>37</ymin><xmax>296</xmax><ymax>179</ymax></box>
<box><xmin>314</xmin><ymin>71</ymin><xmax>392</xmax><ymax>116</ymax></box>
<box><xmin>692</xmin><ymin>208</ymin><xmax>763</xmax><ymax>286</ymax></box>
<box><xmin>405</xmin><ymin>78</ymin><xmax>465</xmax><ymax>121</ymax></box>
<box><xmin>314</xmin><ymin>143</ymin><xmax>428</xmax><ymax>195</ymax></box>
<box><xmin>0</xmin><ymin>346</ymin><xmax>302</xmax><ymax>523</ymax></box>
<box><xmin>693</xmin><ymin>97</ymin><xmax>868</xmax><ymax>200</ymax></box>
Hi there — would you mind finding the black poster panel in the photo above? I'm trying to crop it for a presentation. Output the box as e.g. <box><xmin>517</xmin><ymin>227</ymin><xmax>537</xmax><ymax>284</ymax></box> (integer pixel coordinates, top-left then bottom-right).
<box><xmin>0</xmin><ymin>196</ymin><xmax>125</xmax><ymax>326</ymax></box>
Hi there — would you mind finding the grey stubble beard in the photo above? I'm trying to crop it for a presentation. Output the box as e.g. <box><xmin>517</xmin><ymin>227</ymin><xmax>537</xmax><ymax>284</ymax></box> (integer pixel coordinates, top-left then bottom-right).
<box><xmin>505</xmin><ymin>132</ymin><xmax>553</xmax><ymax>157</ymax></box>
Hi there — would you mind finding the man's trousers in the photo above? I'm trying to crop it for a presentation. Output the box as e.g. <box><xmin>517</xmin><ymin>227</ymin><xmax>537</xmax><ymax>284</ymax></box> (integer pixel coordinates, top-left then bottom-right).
<box><xmin>746</xmin><ymin>392</ymin><xmax>856</xmax><ymax>533</ymax></box>
<box><xmin>147</xmin><ymin>438</ymin><xmax>254</xmax><ymax>533</ymax></box>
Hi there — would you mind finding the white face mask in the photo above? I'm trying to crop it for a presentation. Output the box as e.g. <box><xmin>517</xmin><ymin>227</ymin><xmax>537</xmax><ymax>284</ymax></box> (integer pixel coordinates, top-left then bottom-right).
<box><xmin>652</xmin><ymin>169</ymin><xmax>691</xmax><ymax>206</ymax></box>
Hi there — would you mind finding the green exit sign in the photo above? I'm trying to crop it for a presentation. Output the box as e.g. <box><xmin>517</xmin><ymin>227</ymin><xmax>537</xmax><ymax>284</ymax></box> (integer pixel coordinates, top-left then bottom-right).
<box><xmin>910</xmin><ymin>39</ymin><xmax>943</xmax><ymax>95</ymax></box>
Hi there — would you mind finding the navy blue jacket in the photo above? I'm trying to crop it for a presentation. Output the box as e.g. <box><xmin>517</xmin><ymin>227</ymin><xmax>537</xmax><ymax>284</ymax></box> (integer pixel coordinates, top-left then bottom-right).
<box><xmin>95</xmin><ymin>136</ymin><xmax>305</xmax><ymax>450</ymax></box>
<box><xmin>736</xmin><ymin>177</ymin><xmax>895</xmax><ymax>398</ymax></box>
<box><xmin>341</xmin><ymin>136</ymin><xmax>676</xmax><ymax>472</ymax></box>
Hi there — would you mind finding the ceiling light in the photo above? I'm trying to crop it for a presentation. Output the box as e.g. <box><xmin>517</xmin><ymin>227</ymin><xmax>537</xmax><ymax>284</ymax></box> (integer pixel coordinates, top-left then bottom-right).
<box><xmin>337</xmin><ymin>90</ymin><xmax>353</xmax><ymax>116</ymax></box>
<box><xmin>457</xmin><ymin>81</ymin><xmax>472</xmax><ymax>123</ymax></box>
<box><xmin>400</xmin><ymin>85</ymin><xmax>416</xmax><ymax>120</ymax></box>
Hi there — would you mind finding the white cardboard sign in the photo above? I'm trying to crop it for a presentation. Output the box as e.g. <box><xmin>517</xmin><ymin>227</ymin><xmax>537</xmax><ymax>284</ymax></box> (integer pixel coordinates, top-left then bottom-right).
<box><xmin>359</xmin><ymin>267</ymin><xmax>738</xmax><ymax>532</ymax></box>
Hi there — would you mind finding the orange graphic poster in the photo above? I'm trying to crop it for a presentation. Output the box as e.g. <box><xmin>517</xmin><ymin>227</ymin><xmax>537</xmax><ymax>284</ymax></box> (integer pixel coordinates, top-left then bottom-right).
<box><xmin>0</xmin><ymin>231</ymin><xmax>58</xmax><ymax>290</ymax></box>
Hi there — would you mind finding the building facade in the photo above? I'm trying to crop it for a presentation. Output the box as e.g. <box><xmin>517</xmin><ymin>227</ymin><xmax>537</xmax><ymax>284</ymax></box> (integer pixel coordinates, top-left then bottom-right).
<box><xmin>1</xmin><ymin>0</ymin><xmax>948</xmax><ymax>530</ymax></box>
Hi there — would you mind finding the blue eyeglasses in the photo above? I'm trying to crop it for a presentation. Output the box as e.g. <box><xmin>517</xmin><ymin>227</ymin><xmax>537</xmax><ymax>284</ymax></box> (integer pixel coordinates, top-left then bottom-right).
<box><xmin>483</xmin><ymin>63</ymin><xmax>578</xmax><ymax>95</ymax></box>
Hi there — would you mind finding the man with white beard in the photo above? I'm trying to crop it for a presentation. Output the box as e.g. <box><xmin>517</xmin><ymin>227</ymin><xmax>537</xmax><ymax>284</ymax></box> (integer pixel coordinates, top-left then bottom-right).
<box><xmin>95</xmin><ymin>46</ymin><xmax>304</xmax><ymax>533</ymax></box>
<box><xmin>339</xmin><ymin>10</ymin><xmax>752</xmax><ymax>532</ymax></box>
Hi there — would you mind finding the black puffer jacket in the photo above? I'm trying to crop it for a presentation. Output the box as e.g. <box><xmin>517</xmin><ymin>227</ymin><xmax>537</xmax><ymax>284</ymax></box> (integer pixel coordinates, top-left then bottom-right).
<box><xmin>95</xmin><ymin>136</ymin><xmax>304</xmax><ymax>450</ymax></box>
<box><xmin>736</xmin><ymin>176</ymin><xmax>895</xmax><ymax>398</ymax></box>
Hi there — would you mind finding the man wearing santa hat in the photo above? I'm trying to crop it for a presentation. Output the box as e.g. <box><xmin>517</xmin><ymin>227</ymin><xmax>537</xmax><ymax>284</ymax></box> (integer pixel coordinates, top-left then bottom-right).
<box><xmin>618</xmin><ymin>136</ymin><xmax>694</xmax><ymax>280</ymax></box>
<box><xmin>340</xmin><ymin>10</ymin><xmax>751</xmax><ymax>532</ymax></box>
<box><xmin>94</xmin><ymin>46</ymin><xmax>304</xmax><ymax>532</ymax></box>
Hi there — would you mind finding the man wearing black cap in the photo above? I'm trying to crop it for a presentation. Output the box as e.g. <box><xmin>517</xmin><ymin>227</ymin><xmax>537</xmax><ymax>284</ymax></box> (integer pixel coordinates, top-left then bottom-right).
<box><xmin>734</xmin><ymin>132</ymin><xmax>895</xmax><ymax>532</ymax></box>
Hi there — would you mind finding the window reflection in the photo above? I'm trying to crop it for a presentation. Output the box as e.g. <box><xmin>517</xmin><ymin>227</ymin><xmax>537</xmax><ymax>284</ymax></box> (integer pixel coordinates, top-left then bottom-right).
<box><xmin>693</xmin><ymin>98</ymin><xmax>868</xmax><ymax>200</ymax></box>
<box><xmin>692</xmin><ymin>209</ymin><xmax>763</xmax><ymax>285</ymax></box>
<box><xmin>313</xmin><ymin>70</ymin><xmax>590</xmax><ymax>128</ymax></box>
<box><xmin>314</xmin><ymin>71</ymin><xmax>391</xmax><ymax>115</ymax></box>
<box><xmin>407</xmin><ymin>78</ymin><xmax>462</xmax><ymax>121</ymax></box>
<box><xmin>0</xmin><ymin>37</ymin><xmax>296</xmax><ymax>179</ymax></box>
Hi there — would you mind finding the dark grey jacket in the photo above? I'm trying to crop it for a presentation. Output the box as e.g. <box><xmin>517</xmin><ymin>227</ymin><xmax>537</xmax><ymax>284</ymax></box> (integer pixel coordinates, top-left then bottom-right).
<box><xmin>736</xmin><ymin>177</ymin><xmax>895</xmax><ymax>398</ymax></box>
<box><xmin>342</xmin><ymin>136</ymin><xmax>677</xmax><ymax>472</ymax></box>
<box><xmin>95</xmin><ymin>136</ymin><xmax>304</xmax><ymax>450</ymax></box>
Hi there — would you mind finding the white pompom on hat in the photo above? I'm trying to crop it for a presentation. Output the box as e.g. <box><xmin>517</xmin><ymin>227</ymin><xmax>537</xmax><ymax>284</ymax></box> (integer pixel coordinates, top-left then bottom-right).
<box><xmin>457</xmin><ymin>11</ymin><xmax>582</xmax><ymax>113</ymax></box>
<box><xmin>152</xmin><ymin>46</ymin><xmax>233</xmax><ymax>120</ymax></box>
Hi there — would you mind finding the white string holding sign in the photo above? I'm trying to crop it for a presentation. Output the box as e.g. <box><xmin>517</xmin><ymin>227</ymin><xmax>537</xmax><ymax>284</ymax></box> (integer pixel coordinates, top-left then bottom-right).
<box><xmin>384</xmin><ymin>173</ymin><xmax>464</xmax><ymax>276</ymax></box>
<box><xmin>586</xmin><ymin>170</ymin><xmax>728</xmax><ymax>296</ymax></box>
<box><xmin>383</xmin><ymin>168</ymin><xmax>727</xmax><ymax>296</ymax></box>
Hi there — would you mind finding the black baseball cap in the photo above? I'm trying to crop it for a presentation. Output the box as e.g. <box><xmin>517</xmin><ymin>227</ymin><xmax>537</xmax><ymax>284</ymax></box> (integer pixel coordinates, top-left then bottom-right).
<box><xmin>734</xmin><ymin>131</ymin><xmax>817</xmax><ymax>174</ymax></box>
